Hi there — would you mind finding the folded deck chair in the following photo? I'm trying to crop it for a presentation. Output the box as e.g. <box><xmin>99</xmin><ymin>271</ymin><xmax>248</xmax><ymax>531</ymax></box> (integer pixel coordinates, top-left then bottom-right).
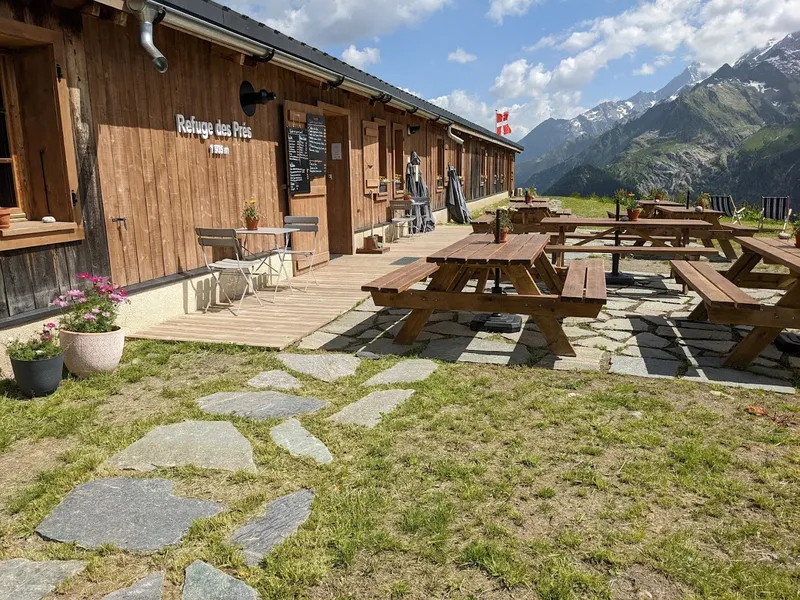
<box><xmin>708</xmin><ymin>194</ymin><xmax>745</xmax><ymax>225</ymax></box>
<box><xmin>760</xmin><ymin>196</ymin><xmax>792</xmax><ymax>232</ymax></box>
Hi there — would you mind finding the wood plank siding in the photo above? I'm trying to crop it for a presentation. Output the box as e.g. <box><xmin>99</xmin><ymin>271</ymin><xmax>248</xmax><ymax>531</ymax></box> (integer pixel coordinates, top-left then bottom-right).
<box><xmin>0</xmin><ymin>1</ymin><xmax>516</xmax><ymax>323</ymax></box>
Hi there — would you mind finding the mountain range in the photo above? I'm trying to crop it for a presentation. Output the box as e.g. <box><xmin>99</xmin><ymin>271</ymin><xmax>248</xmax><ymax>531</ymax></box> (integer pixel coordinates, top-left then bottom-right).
<box><xmin>515</xmin><ymin>64</ymin><xmax>704</xmax><ymax>187</ymax></box>
<box><xmin>518</xmin><ymin>31</ymin><xmax>800</xmax><ymax>205</ymax></box>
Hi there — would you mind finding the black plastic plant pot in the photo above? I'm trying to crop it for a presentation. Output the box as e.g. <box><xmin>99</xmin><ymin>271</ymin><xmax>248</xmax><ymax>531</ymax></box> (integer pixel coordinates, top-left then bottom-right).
<box><xmin>11</xmin><ymin>353</ymin><xmax>64</xmax><ymax>398</ymax></box>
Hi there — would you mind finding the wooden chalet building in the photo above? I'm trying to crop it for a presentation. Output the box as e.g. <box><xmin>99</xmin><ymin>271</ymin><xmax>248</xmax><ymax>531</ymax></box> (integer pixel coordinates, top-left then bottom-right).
<box><xmin>0</xmin><ymin>0</ymin><xmax>521</xmax><ymax>330</ymax></box>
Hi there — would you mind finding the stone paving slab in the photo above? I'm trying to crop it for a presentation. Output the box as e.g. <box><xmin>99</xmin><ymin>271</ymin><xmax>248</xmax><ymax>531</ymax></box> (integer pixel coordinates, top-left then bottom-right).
<box><xmin>105</xmin><ymin>421</ymin><xmax>256</xmax><ymax>473</ymax></box>
<box><xmin>683</xmin><ymin>366</ymin><xmax>795</xmax><ymax>394</ymax></box>
<box><xmin>270</xmin><ymin>419</ymin><xmax>332</xmax><ymax>464</ymax></box>
<box><xmin>621</xmin><ymin>346</ymin><xmax>680</xmax><ymax>360</ymax></box>
<box><xmin>574</xmin><ymin>336</ymin><xmax>626</xmax><ymax>352</ymax></box>
<box><xmin>182</xmin><ymin>561</ymin><xmax>258</xmax><ymax>600</ymax></box>
<box><xmin>278</xmin><ymin>353</ymin><xmax>361</xmax><ymax>382</ymax></box>
<box><xmin>0</xmin><ymin>559</ymin><xmax>87</xmax><ymax>600</ymax></box>
<box><xmin>322</xmin><ymin>311</ymin><xmax>377</xmax><ymax>335</ymax></box>
<box><xmin>35</xmin><ymin>478</ymin><xmax>225</xmax><ymax>552</ymax></box>
<box><xmin>328</xmin><ymin>390</ymin><xmax>415</xmax><ymax>428</ymax></box>
<box><xmin>363</xmin><ymin>359</ymin><xmax>438</xmax><ymax>386</ymax></box>
<box><xmin>680</xmin><ymin>340</ymin><xmax>737</xmax><ymax>354</ymax></box>
<box><xmin>656</xmin><ymin>326</ymin><xmax>733</xmax><ymax>341</ymax></box>
<box><xmin>609</xmin><ymin>356</ymin><xmax>681</xmax><ymax>379</ymax></box>
<box><xmin>421</xmin><ymin>338</ymin><xmax>531</xmax><ymax>365</ymax></box>
<box><xmin>298</xmin><ymin>331</ymin><xmax>353</xmax><ymax>351</ymax></box>
<box><xmin>356</xmin><ymin>339</ymin><xmax>416</xmax><ymax>357</ymax></box>
<box><xmin>104</xmin><ymin>572</ymin><xmax>164</xmax><ymax>600</ymax></box>
<box><xmin>593</xmin><ymin>318</ymin><xmax>650</xmax><ymax>332</ymax></box>
<box><xmin>230</xmin><ymin>490</ymin><xmax>314</xmax><ymax>566</ymax></box>
<box><xmin>628</xmin><ymin>332</ymin><xmax>672</xmax><ymax>349</ymax></box>
<box><xmin>535</xmin><ymin>347</ymin><xmax>604</xmax><ymax>372</ymax></box>
<box><xmin>248</xmin><ymin>371</ymin><xmax>301</xmax><ymax>391</ymax></box>
<box><xmin>423</xmin><ymin>321</ymin><xmax>476</xmax><ymax>337</ymax></box>
<box><xmin>198</xmin><ymin>391</ymin><xmax>328</xmax><ymax>421</ymax></box>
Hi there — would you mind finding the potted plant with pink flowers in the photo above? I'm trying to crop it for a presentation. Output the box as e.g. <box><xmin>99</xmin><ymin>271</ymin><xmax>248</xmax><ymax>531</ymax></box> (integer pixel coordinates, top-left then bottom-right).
<box><xmin>51</xmin><ymin>274</ymin><xmax>129</xmax><ymax>378</ymax></box>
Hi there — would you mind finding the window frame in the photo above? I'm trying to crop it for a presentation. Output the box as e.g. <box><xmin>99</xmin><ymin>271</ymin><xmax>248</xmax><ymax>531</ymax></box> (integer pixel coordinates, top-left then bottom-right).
<box><xmin>392</xmin><ymin>123</ymin><xmax>405</xmax><ymax>197</ymax></box>
<box><xmin>435</xmin><ymin>136</ymin><xmax>445</xmax><ymax>190</ymax></box>
<box><xmin>0</xmin><ymin>17</ymin><xmax>83</xmax><ymax>252</ymax></box>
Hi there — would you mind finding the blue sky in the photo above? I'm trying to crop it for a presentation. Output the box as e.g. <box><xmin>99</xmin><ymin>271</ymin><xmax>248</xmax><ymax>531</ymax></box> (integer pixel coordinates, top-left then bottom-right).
<box><xmin>220</xmin><ymin>0</ymin><xmax>800</xmax><ymax>140</ymax></box>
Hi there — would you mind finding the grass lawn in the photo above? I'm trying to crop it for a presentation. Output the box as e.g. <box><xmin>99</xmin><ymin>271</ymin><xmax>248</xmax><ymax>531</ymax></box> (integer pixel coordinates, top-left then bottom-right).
<box><xmin>1</xmin><ymin>339</ymin><xmax>799</xmax><ymax>599</ymax></box>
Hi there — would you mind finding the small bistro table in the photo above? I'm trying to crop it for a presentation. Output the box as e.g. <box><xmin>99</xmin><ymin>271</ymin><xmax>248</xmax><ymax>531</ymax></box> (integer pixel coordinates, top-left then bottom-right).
<box><xmin>235</xmin><ymin>226</ymin><xmax>300</xmax><ymax>288</ymax></box>
<box><xmin>651</xmin><ymin>205</ymin><xmax>754</xmax><ymax>260</ymax></box>
<box><xmin>539</xmin><ymin>217</ymin><xmax>716</xmax><ymax>267</ymax></box>
<box><xmin>362</xmin><ymin>233</ymin><xmax>607</xmax><ymax>356</ymax></box>
<box><xmin>677</xmin><ymin>236</ymin><xmax>800</xmax><ymax>366</ymax></box>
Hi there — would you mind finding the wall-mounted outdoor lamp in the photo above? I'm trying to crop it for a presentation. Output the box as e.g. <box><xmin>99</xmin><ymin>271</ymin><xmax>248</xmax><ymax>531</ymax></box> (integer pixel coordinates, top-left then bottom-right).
<box><xmin>240</xmin><ymin>81</ymin><xmax>277</xmax><ymax>117</ymax></box>
<box><xmin>407</xmin><ymin>125</ymin><xmax>421</xmax><ymax>136</ymax></box>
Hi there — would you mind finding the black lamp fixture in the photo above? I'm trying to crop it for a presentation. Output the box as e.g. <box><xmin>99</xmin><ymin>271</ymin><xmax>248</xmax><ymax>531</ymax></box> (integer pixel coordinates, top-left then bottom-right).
<box><xmin>407</xmin><ymin>124</ymin><xmax>421</xmax><ymax>136</ymax></box>
<box><xmin>239</xmin><ymin>81</ymin><xmax>276</xmax><ymax>117</ymax></box>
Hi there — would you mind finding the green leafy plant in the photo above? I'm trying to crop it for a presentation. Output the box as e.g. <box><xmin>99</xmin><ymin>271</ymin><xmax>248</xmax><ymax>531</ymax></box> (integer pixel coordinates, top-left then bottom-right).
<box><xmin>647</xmin><ymin>187</ymin><xmax>668</xmax><ymax>201</ymax></box>
<box><xmin>614</xmin><ymin>188</ymin><xmax>630</xmax><ymax>202</ymax></box>
<box><xmin>242</xmin><ymin>199</ymin><xmax>260</xmax><ymax>220</ymax></box>
<box><xmin>526</xmin><ymin>186</ymin><xmax>537</xmax><ymax>198</ymax></box>
<box><xmin>498</xmin><ymin>208</ymin><xmax>515</xmax><ymax>231</ymax></box>
<box><xmin>7</xmin><ymin>323</ymin><xmax>61</xmax><ymax>361</ymax></box>
<box><xmin>51</xmin><ymin>274</ymin><xmax>129</xmax><ymax>334</ymax></box>
<box><xmin>695</xmin><ymin>193</ymin><xmax>711</xmax><ymax>209</ymax></box>
<box><xmin>623</xmin><ymin>193</ymin><xmax>640</xmax><ymax>211</ymax></box>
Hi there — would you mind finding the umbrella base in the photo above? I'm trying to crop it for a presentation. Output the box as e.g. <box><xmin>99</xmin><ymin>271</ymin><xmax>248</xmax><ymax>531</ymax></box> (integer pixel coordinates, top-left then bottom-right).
<box><xmin>470</xmin><ymin>313</ymin><xmax>523</xmax><ymax>334</ymax></box>
<box><xmin>775</xmin><ymin>333</ymin><xmax>800</xmax><ymax>356</ymax></box>
<box><xmin>605</xmin><ymin>272</ymin><xmax>635</xmax><ymax>287</ymax></box>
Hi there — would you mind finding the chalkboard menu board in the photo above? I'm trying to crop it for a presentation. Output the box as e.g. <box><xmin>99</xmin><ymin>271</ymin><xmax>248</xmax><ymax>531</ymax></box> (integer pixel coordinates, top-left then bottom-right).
<box><xmin>306</xmin><ymin>113</ymin><xmax>327</xmax><ymax>179</ymax></box>
<box><xmin>287</xmin><ymin>127</ymin><xmax>310</xmax><ymax>196</ymax></box>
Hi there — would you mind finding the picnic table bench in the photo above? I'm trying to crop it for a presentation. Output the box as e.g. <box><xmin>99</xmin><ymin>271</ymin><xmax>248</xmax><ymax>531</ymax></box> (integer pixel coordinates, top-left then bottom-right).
<box><xmin>652</xmin><ymin>206</ymin><xmax>756</xmax><ymax>259</ymax></box>
<box><xmin>672</xmin><ymin>236</ymin><xmax>800</xmax><ymax>367</ymax></box>
<box><xmin>539</xmin><ymin>217</ymin><xmax>719</xmax><ymax>266</ymax></box>
<box><xmin>363</xmin><ymin>233</ymin><xmax>607</xmax><ymax>355</ymax></box>
<box><xmin>472</xmin><ymin>203</ymin><xmax>572</xmax><ymax>234</ymax></box>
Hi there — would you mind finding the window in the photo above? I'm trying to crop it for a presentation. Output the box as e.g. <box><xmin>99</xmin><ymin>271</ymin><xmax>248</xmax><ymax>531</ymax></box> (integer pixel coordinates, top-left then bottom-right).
<box><xmin>494</xmin><ymin>152</ymin><xmax>500</xmax><ymax>184</ymax></box>
<box><xmin>455</xmin><ymin>144</ymin><xmax>463</xmax><ymax>176</ymax></box>
<box><xmin>393</xmin><ymin>124</ymin><xmax>404</xmax><ymax>195</ymax></box>
<box><xmin>480</xmin><ymin>148</ymin><xmax>487</xmax><ymax>186</ymax></box>
<box><xmin>436</xmin><ymin>137</ymin><xmax>445</xmax><ymax>189</ymax></box>
<box><xmin>0</xmin><ymin>18</ymin><xmax>82</xmax><ymax>251</ymax></box>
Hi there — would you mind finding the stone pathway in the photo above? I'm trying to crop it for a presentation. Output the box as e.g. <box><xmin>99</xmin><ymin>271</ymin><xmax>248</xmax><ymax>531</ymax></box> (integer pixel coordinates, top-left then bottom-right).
<box><xmin>328</xmin><ymin>390</ymin><xmax>415</xmax><ymax>428</ymax></box>
<box><xmin>198</xmin><ymin>391</ymin><xmax>328</xmax><ymax>420</ymax></box>
<box><xmin>230</xmin><ymin>490</ymin><xmax>314</xmax><ymax>566</ymax></box>
<box><xmin>0</xmin><ymin>559</ymin><xmax>87</xmax><ymax>600</ymax></box>
<box><xmin>277</xmin><ymin>353</ymin><xmax>360</xmax><ymax>382</ymax></box>
<box><xmin>182</xmin><ymin>561</ymin><xmax>258</xmax><ymax>599</ymax></box>
<box><xmin>270</xmin><ymin>419</ymin><xmax>333</xmax><ymax>464</ymax></box>
<box><xmin>362</xmin><ymin>359</ymin><xmax>438</xmax><ymax>386</ymax></box>
<box><xmin>35</xmin><ymin>478</ymin><xmax>225</xmax><ymax>552</ymax></box>
<box><xmin>248</xmin><ymin>370</ymin><xmax>301</xmax><ymax>390</ymax></box>
<box><xmin>105</xmin><ymin>421</ymin><xmax>256</xmax><ymax>473</ymax></box>
<box><xmin>104</xmin><ymin>572</ymin><xmax>164</xmax><ymax>600</ymax></box>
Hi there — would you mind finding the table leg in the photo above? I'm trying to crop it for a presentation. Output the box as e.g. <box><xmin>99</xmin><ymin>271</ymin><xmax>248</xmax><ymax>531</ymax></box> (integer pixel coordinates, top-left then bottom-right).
<box><xmin>534</xmin><ymin>254</ymin><xmax>564</xmax><ymax>293</ymax></box>
<box><xmin>505</xmin><ymin>265</ymin><xmax>575</xmax><ymax>356</ymax></box>
<box><xmin>475</xmin><ymin>269</ymin><xmax>489</xmax><ymax>293</ymax></box>
<box><xmin>717</xmin><ymin>239</ymin><xmax>738</xmax><ymax>261</ymax></box>
<box><xmin>394</xmin><ymin>264</ymin><xmax>461</xmax><ymax>345</ymax></box>
<box><xmin>724</xmin><ymin>283</ymin><xmax>800</xmax><ymax>367</ymax></box>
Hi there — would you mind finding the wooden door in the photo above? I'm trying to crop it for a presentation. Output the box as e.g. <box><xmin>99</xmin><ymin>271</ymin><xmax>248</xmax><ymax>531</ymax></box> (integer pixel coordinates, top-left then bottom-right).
<box><xmin>284</xmin><ymin>100</ymin><xmax>330</xmax><ymax>270</ymax></box>
<box><xmin>324</xmin><ymin>113</ymin><xmax>353</xmax><ymax>255</ymax></box>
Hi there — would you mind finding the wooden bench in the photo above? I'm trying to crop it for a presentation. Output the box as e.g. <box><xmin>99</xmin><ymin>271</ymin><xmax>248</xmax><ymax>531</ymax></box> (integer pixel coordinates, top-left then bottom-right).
<box><xmin>362</xmin><ymin>259</ymin><xmax>439</xmax><ymax>295</ymax></box>
<box><xmin>672</xmin><ymin>261</ymin><xmax>761</xmax><ymax>311</ymax></box>
<box><xmin>720</xmin><ymin>223</ymin><xmax>757</xmax><ymax>236</ymax></box>
<box><xmin>547</xmin><ymin>245</ymin><xmax>720</xmax><ymax>258</ymax></box>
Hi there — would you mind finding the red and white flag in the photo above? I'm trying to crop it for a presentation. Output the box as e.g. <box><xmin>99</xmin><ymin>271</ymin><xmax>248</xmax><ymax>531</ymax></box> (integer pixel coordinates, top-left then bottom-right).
<box><xmin>496</xmin><ymin>110</ymin><xmax>511</xmax><ymax>136</ymax></box>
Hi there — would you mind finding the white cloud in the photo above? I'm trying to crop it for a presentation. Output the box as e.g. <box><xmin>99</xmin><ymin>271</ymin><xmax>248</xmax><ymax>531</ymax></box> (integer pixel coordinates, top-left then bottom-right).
<box><xmin>633</xmin><ymin>63</ymin><xmax>656</xmax><ymax>76</ymax></box>
<box><xmin>448</xmin><ymin>48</ymin><xmax>477</xmax><ymax>63</ymax></box>
<box><xmin>341</xmin><ymin>45</ymin><xmax>380</xmax><ymax>70</ymax></box>
<box><xmin>635</xmin><ymin>54</ymin><xmax>673</xmax><ymax>75</ymax></box>
<box><xmin>559</xmin><ymin>31</ymin><xmax>598</xmax><ymax>52</ymax></box>
<box><xmin>487</xmin><ymin>0</ymin><xmax>539</xmax><ymax>24</ymax></box>
<box><xmin>400</xmin><ymin>87</ymin><xmax>424</xmax><ymax>98</ymax></box>
<box><xmin>524</xmin><ymin>35</ymin><xmax>558</xmax><ymax>52</ymax></box>
<box><xmin>218</xmin><ymin>0</ymin><xmax>449</xmax><ymax>46</ymax></box>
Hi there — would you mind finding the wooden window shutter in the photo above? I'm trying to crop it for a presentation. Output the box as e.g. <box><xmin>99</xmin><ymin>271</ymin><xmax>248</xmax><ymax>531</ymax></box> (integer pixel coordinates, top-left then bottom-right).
<box><xmin>362</xmin><ymin>120</ymin><xmax>379</xmax><ymax>194</ymax></box>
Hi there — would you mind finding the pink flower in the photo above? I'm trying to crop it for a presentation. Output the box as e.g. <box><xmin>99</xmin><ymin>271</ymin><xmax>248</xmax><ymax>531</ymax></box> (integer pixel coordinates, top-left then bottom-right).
<box><xmin>67</xmin><ymin>289</ymin><xmax>84</xmax><ymax>298</ymax></box>
<box><xmin>50</xmin><ymin>300</ymin><xmax>69</xmax><ymax>308</ymax></box>
<box><xmin>45</xmin><ymin>322</ymin><xmax>56</xmax><ymax>329</ymax></box>
<box><xmin>83</xmin><ymin>313</ymin><xmax>97</xmax><ymax>321</ymax></box>
<box><xmin>109</xmin><ymin>293</ymin><xmax>125</xmax><ymax>303</ymax></box>
<box><xmin>77</xmin><ymin>273</ymin><xmax>91</xmax><ymax>280</ymax></box>
<box><xmin>91</xmin><ymin>307</ymin><xmax>101</xmax><ymax>314</ymax></box>
<box><xmin>41</xmin><ymin>333</ymin><xmax>52</xmax><ymax>341</ymax></box>
<box><xmin>102</xmin><ymin>312</ymin><xmax>111</xmax><ymax>318</ymax></box>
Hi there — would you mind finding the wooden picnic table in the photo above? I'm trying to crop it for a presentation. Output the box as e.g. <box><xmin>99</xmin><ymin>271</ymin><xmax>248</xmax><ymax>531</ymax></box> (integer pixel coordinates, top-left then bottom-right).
<box><xmin>651</xmin><ymin>205</ymin><xmax>756</xmax><ymax>260</ymax></box>
<box><xmin>472</xmin><ymin>202</ymin><xmax>571</xmax><ymax>234</ymax></box>
<box><xmin>539</xmin><ymin>217</ymin><xmax>716</xmax><ymax>267</ymax></box>
<box><xmin>673</xmin><ymin>236</ymin><xmax>800</xmax><ymax>367</ymax></box>
<box><xmin>638</xmin><ymin>200</ymin><xmax>684</xmax><ymax>218</ymax></box>
<box><xmin>362</xmin><ymin>233</ymin><xmax>607</xmax><ymax>356</ymax></box>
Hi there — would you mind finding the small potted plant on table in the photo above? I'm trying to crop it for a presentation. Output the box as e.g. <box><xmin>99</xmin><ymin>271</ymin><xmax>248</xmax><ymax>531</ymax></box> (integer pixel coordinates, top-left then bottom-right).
<box><xmin>624</xmin><ymin>194</ymin><xmax>642</xmax><ymax>221</ymax></box>
<box><xmin>243</xmin><ymin>199</ymin><xmax>260</xmax><ymax>230</ymax></box>
<box><xmin>695</xmin><ymin>192</ymin><xmax>710</xmax><ymax>212</ymax></box>
<box><xmin>498</xmin><ymin>208</ymin><xmax>515</xmax><ymax>242</ymax></box>
<box><xmin>7</xmin><ymin>323</ymin><xmax>62</xmax><ymax>397</ymax></box>
<box><xmin>53</xmin><ymin>274</ymin><xmax>129</xmax><ymax>378</ymax></box>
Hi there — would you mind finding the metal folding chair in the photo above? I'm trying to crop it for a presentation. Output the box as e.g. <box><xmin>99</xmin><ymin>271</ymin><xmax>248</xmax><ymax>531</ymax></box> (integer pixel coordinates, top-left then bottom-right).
<box><xmin>195</xmin><ymin>228</ymin><xmax>264</xmax><ymax>315</ymax></box>
<box><xmin>760</xmin><ymin>196</ymin><xmax>792</xmax><ymax>231</ymax></box>
<box><xmin>280</xmin><ymin>216</ymin><xmax>319</xmax><ymax>295</ymax></box>
<box><xmin>708</xmin><ymin>194</ymin><xmax>745</xmax><ymax>224</ymax></box>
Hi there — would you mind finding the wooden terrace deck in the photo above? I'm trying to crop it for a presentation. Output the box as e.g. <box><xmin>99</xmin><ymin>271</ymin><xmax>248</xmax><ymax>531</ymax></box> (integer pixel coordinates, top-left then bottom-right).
<box><xmin>130</xmin><ymin>226</ymin><xmax>471</xmax><ymax>349</ymax></box>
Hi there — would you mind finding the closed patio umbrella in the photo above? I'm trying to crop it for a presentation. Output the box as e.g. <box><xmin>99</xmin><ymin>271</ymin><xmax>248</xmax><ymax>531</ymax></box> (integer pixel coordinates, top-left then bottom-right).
<box><xmin>405</xmin><ymin>152</ymin><xmax>435</xmax><ymax>233</ymax></box>
<box><xmin>445</xmin><ymin>164</ymin><xmax>471</xmax><ymax>224</ymax></box>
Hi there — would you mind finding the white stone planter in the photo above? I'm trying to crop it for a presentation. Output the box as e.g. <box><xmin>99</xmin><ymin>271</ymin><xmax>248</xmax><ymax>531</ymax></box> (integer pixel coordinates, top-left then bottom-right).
<box><xmin>60</xmin><ymin>328</ymin><xmax>125</xmax><ymax>378</ymax></box>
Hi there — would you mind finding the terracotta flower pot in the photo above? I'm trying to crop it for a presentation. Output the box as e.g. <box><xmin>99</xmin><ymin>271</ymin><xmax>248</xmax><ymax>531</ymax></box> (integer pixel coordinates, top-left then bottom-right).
<box><xmin>499</xmin><ymin>228</ymin><xmax>509</xmax><ymax>243</ymax></box>
<box><xmin>11</xmin><ymin>354</ymin><xmax>63</xmax><ymax>398</ymax></box>
<box><xmin>60</xmin><ymin>328</ymin><xmax>125</xmax><ymax>378</ymax></box>
<box><xmin>627</xmin><ymin>208</ymin><xmax>642</xmax><ymax>221</ymax></box>
<box><xmin>245</xmin><ymin>217</ymin><xmax>259</xmax><ymax>231</ymax></box>
<box><xmin>0</xmin><ymin>208</ymin><xmax>11</xmax><ymax>229</ymax></box>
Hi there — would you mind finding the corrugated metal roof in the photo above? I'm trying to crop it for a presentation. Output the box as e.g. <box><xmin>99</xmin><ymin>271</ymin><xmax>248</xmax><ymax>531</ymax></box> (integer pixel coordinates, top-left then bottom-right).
<box><xmin>155</xmin><ymin>0</ymin><xmax>523</xmax><ymax>152</ymax></box>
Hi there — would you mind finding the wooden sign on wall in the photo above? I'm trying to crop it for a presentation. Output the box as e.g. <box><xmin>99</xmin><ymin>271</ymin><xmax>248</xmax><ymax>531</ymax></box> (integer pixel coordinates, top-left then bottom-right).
<box><xmin>287</xmin><ymin>127</ymin><xmax>311</xmax><ymax>196</ymax></box>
